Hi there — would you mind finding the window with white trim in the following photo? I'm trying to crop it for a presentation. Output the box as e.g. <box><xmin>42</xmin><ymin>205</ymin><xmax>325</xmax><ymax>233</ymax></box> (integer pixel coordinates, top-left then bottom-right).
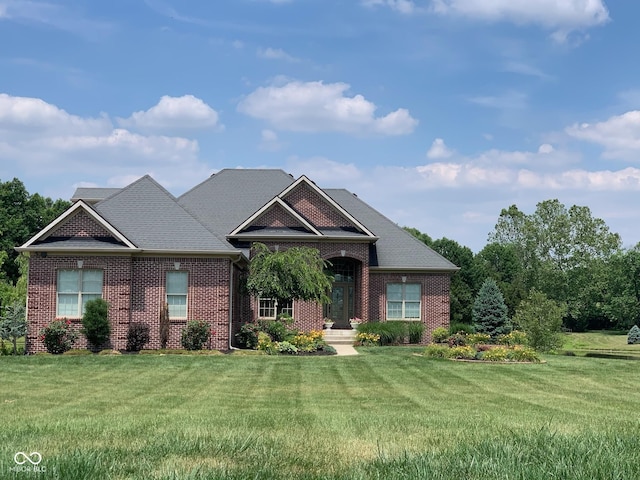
<box><xmin>167</xmin><ymin>271</ymin><xmax>188</xmax><ymax>318</ymax></box>
<box><xmin>258</xmin><ymin>298</ymin><xmax>293</xmax><ymax>319</ymax></box>
<box><xmin>57</xmin><ymin>269</ymin><xmax>103</xmax><ymax>317</ymax></box>
<box><xmin>386</xmin><ymin>283</ymin><xmax>421</xmax><ymax>320</ymax></box>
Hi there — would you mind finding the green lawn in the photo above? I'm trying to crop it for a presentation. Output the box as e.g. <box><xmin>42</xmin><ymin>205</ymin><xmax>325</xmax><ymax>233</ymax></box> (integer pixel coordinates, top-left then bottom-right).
<box><xmin>1</xmin><ymin>348</ymin><xmax>640</xmax><ymax>479</ymax></box>
<box><xmin>561</xmin><ymin>330</ymin><xmax>640</xmax><ymax>357</ymax></box>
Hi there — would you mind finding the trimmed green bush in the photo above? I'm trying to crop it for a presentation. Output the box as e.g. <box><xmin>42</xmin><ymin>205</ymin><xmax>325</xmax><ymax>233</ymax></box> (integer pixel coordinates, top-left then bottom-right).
<box><xmin>447</xmin><ymin>332</ymin><xmax>467</xmax><ymax>347</ymax></box>
<box><xmin>627</xmin><ymin>325</ymin><xmax>640</xmax><ymax>345</ymax></box>
<box><xmin>431</xmin><ymin>327</ymin><xmax>449</xmax><ymax>343</ymax></box>
<box><xmin>180</xmin><ymin>320</ymin><xmax>211</xmax><ymax>350</ymax></box>
<box><xmin>81</xmin><ymin>298</ymin><xmax>110</xmax><ymax>349</ymax></box>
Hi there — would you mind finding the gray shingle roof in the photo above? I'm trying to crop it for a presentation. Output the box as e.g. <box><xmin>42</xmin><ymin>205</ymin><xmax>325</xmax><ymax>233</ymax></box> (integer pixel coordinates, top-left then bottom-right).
<box><xmin>178</xmin><ymin>169</ymin><xmax>295</xmax><ymax>234</ymax></box>
<box><xmin>95</xmin><ymin>176</ymin><xmax>234</xmax><ymax>252</ymax></box>
<box><xmin>325</xmin><ymin>189</ymin><xmax>458</xmax><ymax>271</ymax></box>
<box><xmin>71</xmin><ymin>188</ymin><xmax>122</xmax><ymax>203</ymax></box>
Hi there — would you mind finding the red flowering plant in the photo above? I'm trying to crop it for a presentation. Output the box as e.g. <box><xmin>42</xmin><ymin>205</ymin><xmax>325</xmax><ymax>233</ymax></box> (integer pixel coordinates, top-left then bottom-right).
<box><xmin>40</xmin><ymin>319</ymin><xmax>79</xmax><ymax>354</ymax></box>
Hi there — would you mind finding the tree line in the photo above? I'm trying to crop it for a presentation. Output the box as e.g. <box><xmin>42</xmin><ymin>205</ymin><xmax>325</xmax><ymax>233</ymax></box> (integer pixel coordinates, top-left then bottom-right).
<box><xmin>0</xmin><ymin>178</ymin><xmax>638</xmax><ymax>335</ymax></box>
<box><xmin>408</xmin><ymin>199</ymin><xmax>640</xmax><ymax>332</ymax></box>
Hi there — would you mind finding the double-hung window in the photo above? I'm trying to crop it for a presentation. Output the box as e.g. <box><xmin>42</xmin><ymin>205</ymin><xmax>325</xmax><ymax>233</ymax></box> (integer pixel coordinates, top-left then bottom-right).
<box><xmin>167</xmin><ymin>271</ymin><xmax>188</xmax><ymax>318</ymax></box>
<box><xmin>57</xmin><ymin>269</ymin><xmax>103</xmax><ymax>317</ymax></box>
<box><xmin>258</xmin><ymin>298</ymin><xmax>293</xmax><ymax>319</ymax></box>
<box><xmin>386</xmin><ymin>283</ymin><xmax>421</xmax><ymax>320</ymax></box>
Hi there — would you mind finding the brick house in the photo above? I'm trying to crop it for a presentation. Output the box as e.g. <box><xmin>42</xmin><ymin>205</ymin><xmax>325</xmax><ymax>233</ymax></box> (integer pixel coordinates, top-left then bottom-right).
<box><xmin>18</xmin><ymin>169</ymin><xmax>458</xmax><ymax>353</ymax></box>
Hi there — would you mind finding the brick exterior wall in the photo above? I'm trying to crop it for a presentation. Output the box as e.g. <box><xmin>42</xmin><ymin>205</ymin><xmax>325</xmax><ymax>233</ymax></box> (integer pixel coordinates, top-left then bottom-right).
<box><xmin>282</xmin><ymin>182</ymin><xmax>353</xmax><ymax>228</ymax></box>
<box><xmin>130</xmin><ymin>257</ymin><xmax>231</xmax><ymax>351</ymax></box>
<box><xmin>369</xmin><ymin>272</ymin><xmax>451</xmax><ymax>344</ymax></box>
<box><xmin>26</xmin><ymin>254</ymin><xmax>132</xmax><ymax>353</ymax></box>
<box><xmin>248</xmin><ymin>203</ymin><xmax>304</xmax><ymax>229</ymax></box>
<box><xmin>54</xmin><ymin>211</ymin><xmax>113</xmax><ymax>238</ymax></box>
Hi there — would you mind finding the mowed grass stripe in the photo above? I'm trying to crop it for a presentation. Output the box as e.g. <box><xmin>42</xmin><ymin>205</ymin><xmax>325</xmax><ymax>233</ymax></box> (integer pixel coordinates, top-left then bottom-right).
<box><xmin>1</xmin><ymin>350</ymin><xmax>640</xmax><ymax>479</ymax></box>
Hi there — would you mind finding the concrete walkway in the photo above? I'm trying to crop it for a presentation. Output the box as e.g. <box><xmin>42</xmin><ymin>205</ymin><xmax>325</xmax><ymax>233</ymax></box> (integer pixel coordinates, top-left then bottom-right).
<box><xmin>331</xmin><ymin>344</ymin><xmax>359</xmax><ymax>356</ymax></box>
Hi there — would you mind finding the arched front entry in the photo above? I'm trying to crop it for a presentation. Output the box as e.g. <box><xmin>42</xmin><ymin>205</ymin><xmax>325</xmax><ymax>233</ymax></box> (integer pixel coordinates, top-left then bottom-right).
<box><xmin>324</xmin><ymin>258</ymin><xmax>358</xmax><ymax>329</ymax></box>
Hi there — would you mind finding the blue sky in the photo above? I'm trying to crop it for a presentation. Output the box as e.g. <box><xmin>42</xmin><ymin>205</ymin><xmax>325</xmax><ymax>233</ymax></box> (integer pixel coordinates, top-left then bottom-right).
<box><xmin>1</xmin><ymin>0</ymin><xmax>639</xmax><ymax>252</ymax></box>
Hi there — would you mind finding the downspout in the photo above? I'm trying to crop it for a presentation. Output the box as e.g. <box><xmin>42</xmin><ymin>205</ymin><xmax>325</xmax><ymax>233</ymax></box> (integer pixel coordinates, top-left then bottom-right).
<box><xmin>228</xmin><ymin>254</ymin><xmax>244</xmax><ymax>350</ymax></box>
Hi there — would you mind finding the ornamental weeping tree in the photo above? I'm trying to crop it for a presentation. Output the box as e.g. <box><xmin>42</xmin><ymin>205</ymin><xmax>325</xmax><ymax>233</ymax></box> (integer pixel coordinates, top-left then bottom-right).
<box><xmin>245</xmin><ymin>243</ymin><xmax>333</xmax><ymax>312</ymax></box>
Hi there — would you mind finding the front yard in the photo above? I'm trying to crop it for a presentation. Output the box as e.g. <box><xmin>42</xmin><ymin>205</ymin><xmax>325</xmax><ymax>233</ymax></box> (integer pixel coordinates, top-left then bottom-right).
<box><xmin>1</xmin><ymin>348</ymin><xmax>640</xmax><ymax>479</ymax></box>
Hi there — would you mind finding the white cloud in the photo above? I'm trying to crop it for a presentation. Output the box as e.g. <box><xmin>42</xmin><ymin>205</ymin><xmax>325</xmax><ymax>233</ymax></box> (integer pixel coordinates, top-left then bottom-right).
<box><xmin>285</xmin><ymin>156</ymin><xmax>363</xmax><ymax>184</ymax></box>
<box><xmin>237</xmin><ymin>80</ymin><xmax>418</xmax><ymax>136</ymax></box>
<box><xmin>566</xmin><ymin>110</ymin><xmax>640</xmax><ymax>160</ymax></box>
<box><xmin>118</xmin><ymin>95</ymin><xmax>222</xmax><ymax>133</ymax></box>
<box><xmin>431</xmin><ymin>0</ymin><xmax>609</xmax><ymax>27</ymax></box>
<box><xmin>0</xmin><ymin>93</ymin><xmax>211</xmax><ymax>191</ymax></box>
<box><xmin>0</xmin><ymin>93</ymin><xmax>110</xmax><ymax>136</ymax></box>
<box><xmin>259</xmin><ymin>129</ymin><xmax>285</xmax><ymax>151</ymax></box>
<box><xmin>427</xmin><ymin>138</ymin><xmax>454</xmax><ymax>159</ymax></box>
<box><xmin>361</xmin><ymin>0</ymin><xmax>416</xmax><ymax>14</ymax></box>
<box><xmin>468</xmin><ymin>90</ymin><xmax>528</xmax><ymax>110</ymax></box>
<box><xmin>257</xmin><ymin>47</ymin><xmax>299</xmax><ymax>62</ymax></box>
<box><xmin>431</xmin><ymin>0</ymin><xmax>609</xmax><ymax>41</ymax></box>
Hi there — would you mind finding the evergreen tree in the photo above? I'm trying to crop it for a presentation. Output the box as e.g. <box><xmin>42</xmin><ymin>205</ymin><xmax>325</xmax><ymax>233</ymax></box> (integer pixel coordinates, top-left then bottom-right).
<box><xmin>472</xmin><ymin>278</ymin><xmax>509</xmax><ymax>339</ymax></box>
<box><xmin>628</xmin><ymin>325</ymin><xmax>640</xmax><ymax>345</ymax></box>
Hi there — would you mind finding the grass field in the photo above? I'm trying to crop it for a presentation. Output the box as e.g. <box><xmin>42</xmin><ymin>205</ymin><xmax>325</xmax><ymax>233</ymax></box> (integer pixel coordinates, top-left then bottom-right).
<box><xmin>1</xmin><ymin>348</ymin><xmax>640</xmax><ymax>479</ymax></box>
<box><xmin>561</xmin><ymin>330</ymin><xmax>640</xmax><ymax>358</ymax></box>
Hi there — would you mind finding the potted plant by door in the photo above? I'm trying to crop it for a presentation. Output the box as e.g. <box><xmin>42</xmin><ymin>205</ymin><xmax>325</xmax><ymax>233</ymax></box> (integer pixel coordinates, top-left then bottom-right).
<box><xmin>323</xmin><ymin>318</ymin><xmax>335</xmax><ymax>330</ymax></box>
<box><xmin>349</xmin><ymin>317</ymin><xmax>362</xmax><ymax>329</ymax></box>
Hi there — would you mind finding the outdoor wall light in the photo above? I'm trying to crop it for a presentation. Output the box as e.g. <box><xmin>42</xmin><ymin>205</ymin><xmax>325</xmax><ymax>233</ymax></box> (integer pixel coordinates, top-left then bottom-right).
<box><xmin>174</xmin><ymin>262</ymin><xmax>180</xmax><ymax>270</ymax></box>
<box><xmin>77</xmin><ymin>260</ymin><xmax>83</xmax><ymax>269</ymax></box>
<box><xmin>341</xmin><ymin>250</ymin><xmax>346</xmax><ymax>257</ymax></box>
<box><xmin>401</xmin><ymin>276</ymin><xmax>407</xmax><ymax>283</ymax></box>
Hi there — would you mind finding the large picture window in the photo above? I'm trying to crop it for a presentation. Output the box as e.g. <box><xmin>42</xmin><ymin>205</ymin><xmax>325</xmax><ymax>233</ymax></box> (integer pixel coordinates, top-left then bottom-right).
<box><xmin>258</xmin><ymin>298</ymin><xmax>293</xmax><ymax>319</ymax></box>
<box><xmin>386</xmin><ymin>283</ymin><xmax>421</xmax><ymax>320</ymax></box>
<box><xmin>57</xmin><ymin>269</ymin><xmax>103</xmax><ymax>317</ymax></box>
<box><xmin>167</xmin><ymin>271</ymin><xmax>188</xmax><ymax>318</ymax></box>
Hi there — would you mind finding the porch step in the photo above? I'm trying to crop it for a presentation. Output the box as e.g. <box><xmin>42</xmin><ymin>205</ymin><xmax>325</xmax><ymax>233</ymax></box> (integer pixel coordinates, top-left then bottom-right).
<box><xmin>323</xmin><ymin>328</ymin><xmax>357</xmax><ymax>345</ymax></box>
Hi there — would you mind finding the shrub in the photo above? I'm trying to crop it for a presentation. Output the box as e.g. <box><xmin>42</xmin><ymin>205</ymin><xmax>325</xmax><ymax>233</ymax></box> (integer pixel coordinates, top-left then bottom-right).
<box><xmin>432</xmin><ymin>327</ymin><xmax>449</xmax><ymax>343</ymax></box>
<box><xmin>180</xmin><ymin>320</ymin><xmax>211</xmax><ymax>350</ymax></box>
<box><xmin>627</xmin><ymin>325</ymin><xmax>640</xmax><ymax>345</ymax></box>
<box><xmin>357</xmin><ymin>321</ymin><xmax>414</xmax><ymax>345</ymax></box>
<box><xmin>126</xmin><ymin>322</ymin><xmax>150</xmax><ymax>352</ymax></box>
<box><xmin>408</xmin><ymin>322</ymin><xmax>425</xmax><ymax>344</ymax></box>
<box><xmin>423</xmin><ymin>344</ymin><xmax>451</xmax><ymax>358</ymax></box>
<box><xmin>257</xmin><ymin>332</ymin><xmax>277</xmax><ymax>355</ymax></box>
<box><xmin>159</xmin><ymin>303</ymin><xmax>170</xmax><ymax>349</ymax></box>
<box><xmin>449</xmin><ymin>322</ymin><xmax>475</xmax><ymax>335</ymax></box>
<box><xmin>507</xmin><ymin>346</ymin><xmax>540</xmax><ymax>363</ymax></box>
<box><xmin>0</xmin><ymin>302</ymin><xmax>26</xmax><ymax>355</ymax></box>
<box><xmin>448</xmin><ymin>332</ymin><xmax>467</xmax><ymax>347</ymax></box>
<box><xmin>81</xmin><ymin>298</ymin><xmax>110</xmax><ymax>349</ymax></box>
<box><xmin>236</xmin><ymin>322</ymin><xmax>261</xmax><ymax>349</ymax></box>
<box><xmin>40</xmin><ymin>319</ymin><xmax>78</xmax><ymax>354</ymax></box>
<box><xmin>260</xmin><ymin>318</ymin><xmax>290</xmax><ymax>342</ymax></box>
<box><xmin>277</xmin><ymin>341</ymin><xmax>298</xmax><ymax>354</ymax></box>
<box><xmin>449</xmin><ymin>345</ymin><xmax>476</xmax><ymax>359</ymax></box>
<box><xmin>481</xmin><ymin>346</ymin><xmax>509</xmax><ymax>362</ymax></box>
<box><xmin>355</xmin><ymin>332</ymin><xmax>380</xmax><ymax>347</ymax></box>
<box><xmin>467</xmin><ymin>333</ymin><xmax>491</xmax><ymax>345</ymax></box>
<box><xmin>497</xmin><ymin>330</ymin><xmax>528</xmax><ymax>346</ymax></box>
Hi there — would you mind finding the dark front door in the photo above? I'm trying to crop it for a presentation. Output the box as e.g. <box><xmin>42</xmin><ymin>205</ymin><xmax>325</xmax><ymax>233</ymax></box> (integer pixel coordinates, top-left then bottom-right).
<box><xmin>326</xmin><ymin>258</ymin><xmax>356</xmax><ymax>328</ymax></box>
<box><xmin>330</xmin><ymin>283</ymin><xmax>354</xmax><ymax>328</ymax></box>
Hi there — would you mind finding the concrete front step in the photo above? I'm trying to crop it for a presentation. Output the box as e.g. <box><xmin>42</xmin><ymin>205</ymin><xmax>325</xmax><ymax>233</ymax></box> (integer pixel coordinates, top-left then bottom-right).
<box><xmin>324</xmin><ymin>329</ymin><xmax>357</xmax><ymax>345</ymax></box>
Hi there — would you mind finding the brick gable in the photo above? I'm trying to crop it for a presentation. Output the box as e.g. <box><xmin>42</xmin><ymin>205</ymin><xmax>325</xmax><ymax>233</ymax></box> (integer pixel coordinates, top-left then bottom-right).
<box><xmin>51</xmin><ymin>210</ymin><xmax>115</xmax><ymax>239</ymax></box>
<box><xmin>282</xmin><ymin>181</ymin><xmax>356</xmax><ymax>229</ymax></box>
